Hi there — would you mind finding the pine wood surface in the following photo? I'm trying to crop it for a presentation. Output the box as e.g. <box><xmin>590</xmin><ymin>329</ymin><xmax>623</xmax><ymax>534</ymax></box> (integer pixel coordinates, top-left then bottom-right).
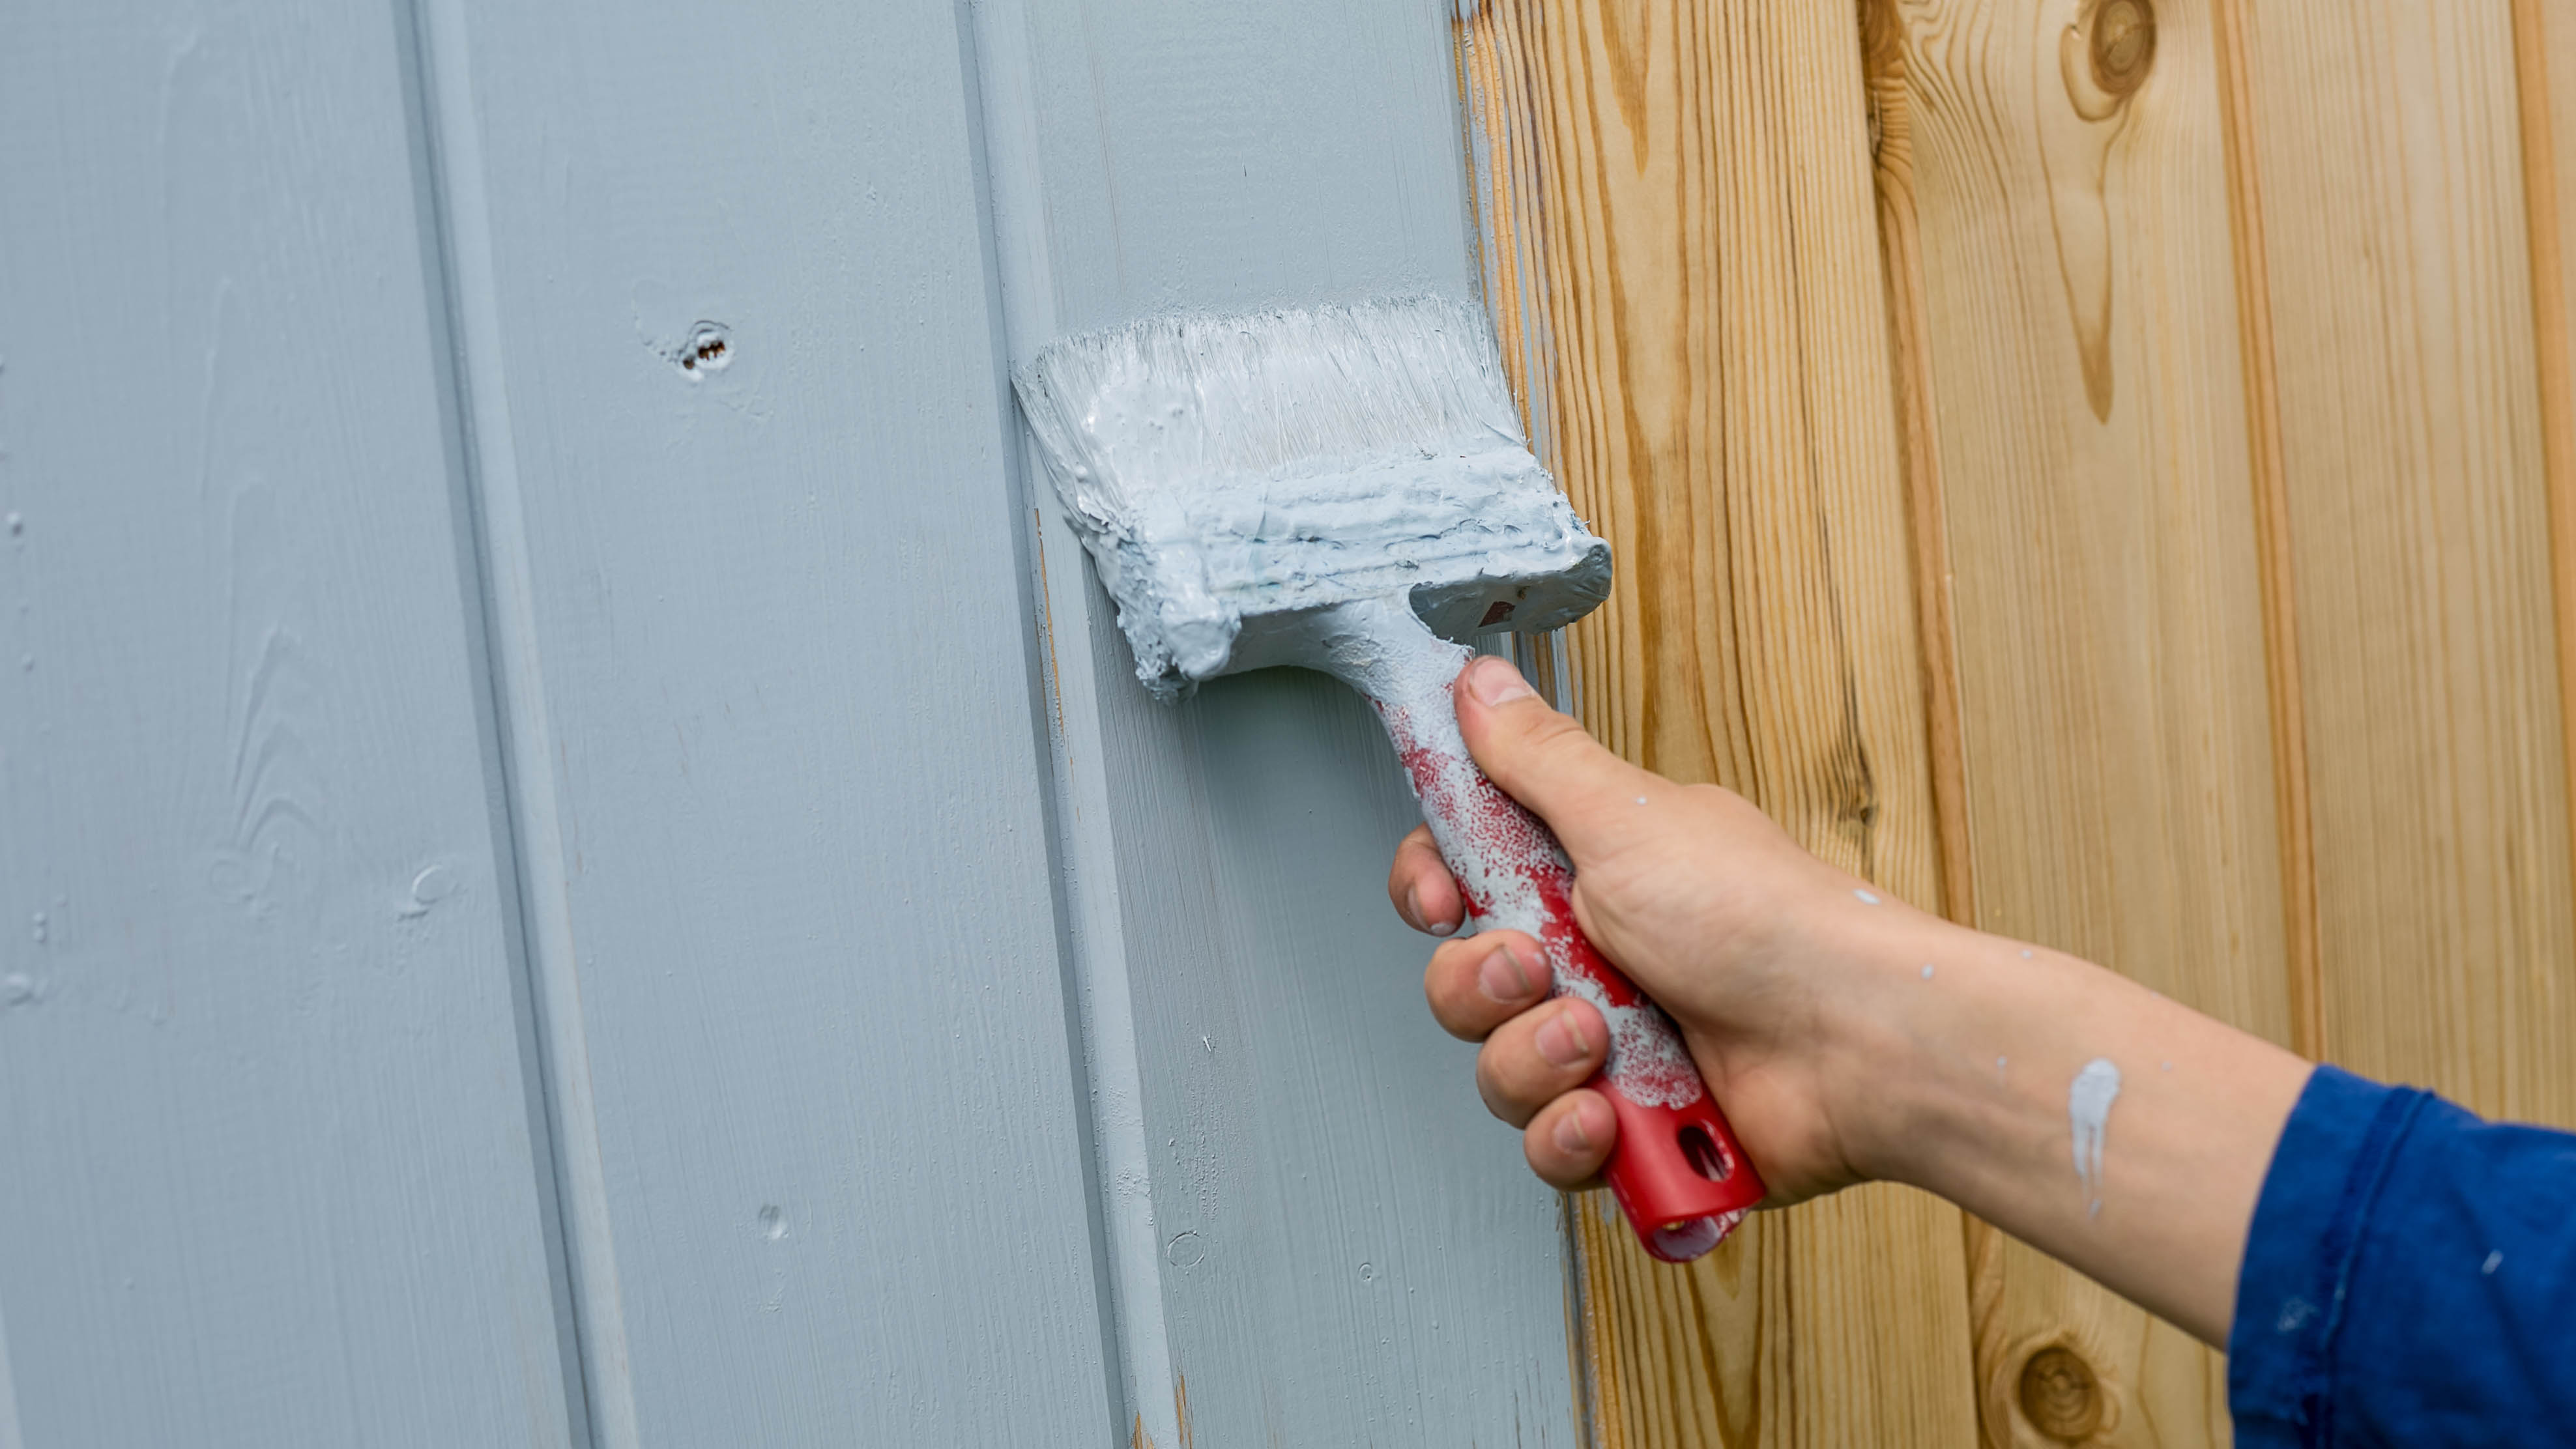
<box><xmin>2238</xmin><ymin>1</ymin><xmax>2576</xmax><ymax>1127</ymax></box>
<box><xmin>1458</xmin><ymin>1</ymin><xmax>1979</xmax><ymax>1442</ymax></box>
<box><xmin>2517</xmin><ymin>0</ymin><xmax>2576</xmax><ymax>1087</ymax></box>
<box><xmin>1866</xmin><ymin>0</ymin><xmax>2290</xmax><ymax>1442</ymax></box>
<box><xmin>1465</xmin><ymin>0</ymin><xmax>2576</xmax><ymax>1442</ymax></box>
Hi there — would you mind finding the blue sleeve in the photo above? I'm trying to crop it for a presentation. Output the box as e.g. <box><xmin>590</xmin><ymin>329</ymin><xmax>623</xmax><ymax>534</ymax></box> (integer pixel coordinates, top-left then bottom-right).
<box><xmin>2229</xmin><ymin>1064</ymin><xmax>2576</xmax><ymax>1446</ymax></box>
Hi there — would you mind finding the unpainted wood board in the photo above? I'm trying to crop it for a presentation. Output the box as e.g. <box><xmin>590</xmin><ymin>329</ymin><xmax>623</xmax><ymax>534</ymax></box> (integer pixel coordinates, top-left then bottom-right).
<box><xmin>977</xmin><ymin>0</ymin><xmax>1582</xmax><ymax>1442</ymax></box>
<box><xmin>1458</xmin><ymin>0</ymin><xmax>1981</xmax><ymax>1442</ymax></box>
<box><xmin>423</xmin><ymin>1</ymin><xmax>1117</xmax><ymax>1442</ymax></box>
<box><xmin>2240</xmin><ymin>1</ymin><xmax>2576</xmax><ymax>1126</ymax></box>
<box><xmin>1871</xmin><ymin>0</ymin><xmax>2294</xmax><ymax>1441</ymax></box>
<box><xmin>2515</xmin><ymin>0</ymin><xmax>2576</xmax><ymax>1014</ymax></box>
<box><xmin>0</xmin><ymin>4</ymin><xmax>579</xmax><ymax>1446</ymax></box>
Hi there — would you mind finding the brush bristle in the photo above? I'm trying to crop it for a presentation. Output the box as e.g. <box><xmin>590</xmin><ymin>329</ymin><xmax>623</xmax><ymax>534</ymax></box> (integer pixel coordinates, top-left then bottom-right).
<box><xmin>1013</xmin><ymin>296</ymin><xmax>1610</xmax><ymax>698</ymax></box>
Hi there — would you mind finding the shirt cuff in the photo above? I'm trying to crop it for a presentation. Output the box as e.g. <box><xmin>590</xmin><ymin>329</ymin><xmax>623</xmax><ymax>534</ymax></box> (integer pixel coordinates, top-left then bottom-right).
<box><xmin>2227</xmin><ymin>1063</ymin><xmax>2429</xmax><ymax>1444</ymax></box>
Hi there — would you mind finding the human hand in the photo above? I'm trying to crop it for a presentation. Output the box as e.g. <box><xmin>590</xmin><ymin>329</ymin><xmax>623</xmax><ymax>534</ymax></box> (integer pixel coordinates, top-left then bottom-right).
<box><xmin>1388</xmin><ymin>654</ymin><xmax>1920</xmax><ymax>1207</ymax></box>
<box><xmin>1390</xmin><ymin>657</ymin><xmax>2314</xmax><ymax>1343</ymax></box>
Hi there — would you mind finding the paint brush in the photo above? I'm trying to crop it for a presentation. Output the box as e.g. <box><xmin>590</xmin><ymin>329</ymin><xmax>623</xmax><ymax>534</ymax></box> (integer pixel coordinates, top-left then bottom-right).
<box><xmin>1014</xmin><ymin>296</ymin><xmax>1764</xmax><ymax>1261</ymax></box>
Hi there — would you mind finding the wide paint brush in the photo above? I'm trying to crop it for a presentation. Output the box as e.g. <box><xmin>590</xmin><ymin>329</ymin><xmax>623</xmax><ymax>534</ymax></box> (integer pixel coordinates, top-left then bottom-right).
<box><xmin>1013</xmin><ymin>296</ymin><xmax>1764</xmax><ymax>1261</ymax></box>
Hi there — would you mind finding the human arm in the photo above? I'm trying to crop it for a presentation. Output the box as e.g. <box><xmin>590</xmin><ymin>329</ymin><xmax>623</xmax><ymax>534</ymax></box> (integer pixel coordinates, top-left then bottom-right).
<box><xmin>1391</xmin><ymin>654</ymin><xmax>2311</xmax><ymax>1343</ymax></box>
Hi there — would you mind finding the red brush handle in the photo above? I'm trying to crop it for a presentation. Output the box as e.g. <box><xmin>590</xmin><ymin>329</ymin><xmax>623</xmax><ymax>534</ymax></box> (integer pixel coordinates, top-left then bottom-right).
<box><xmin>1380</xmin><ymin>700</ymin><xmax>1765</xmax><ymax>1263</ymax></box>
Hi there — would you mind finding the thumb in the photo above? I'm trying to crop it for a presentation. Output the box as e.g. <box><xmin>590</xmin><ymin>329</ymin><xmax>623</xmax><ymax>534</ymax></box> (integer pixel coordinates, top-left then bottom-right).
<box><xmin>1453</xmin><ymin>655</ymin><xmax>1657</xmax><ymax>856</ymax></box>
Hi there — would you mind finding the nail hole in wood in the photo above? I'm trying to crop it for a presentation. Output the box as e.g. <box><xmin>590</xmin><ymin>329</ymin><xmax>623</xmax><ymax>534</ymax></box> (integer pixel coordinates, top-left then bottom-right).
<box><xmin>677</xmin><ymin>321</ymin><xmax>732</xmax><ymax>376</ymax></box>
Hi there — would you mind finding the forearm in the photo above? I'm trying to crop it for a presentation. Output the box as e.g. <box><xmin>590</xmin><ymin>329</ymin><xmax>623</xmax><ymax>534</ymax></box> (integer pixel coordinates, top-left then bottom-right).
<box><xmin>1817</xmin><ymin>895</ymin><xmax>2313</xmax><ymax>1343</ymax></box>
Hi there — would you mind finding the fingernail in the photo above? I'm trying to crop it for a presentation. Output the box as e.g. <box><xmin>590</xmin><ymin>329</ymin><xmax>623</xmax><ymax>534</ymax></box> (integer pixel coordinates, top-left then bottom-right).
<box><xmin>1402</xmin><ymin>885</ymin><xmax>1426</xmax><ymax>932</ymax></box>
<box><xmin>1552</xmin><ymin>1103</ymin><xmax>1595</xmax><ymax>1156</ymax></box>
<box><xmin>1535</xmin><ymin>1005</ymin><xmax>1591</xmax><ymax>1068</ymax></box>
<box><xmin>1467</xmin><ymin>655</ymin><xmax>1535</xmax><ymax>706</ymax></box>
<box><xmin>1478</xmin><ymin>941</ymin><xmax>1534</xmax><ymax>1001</ymax></box>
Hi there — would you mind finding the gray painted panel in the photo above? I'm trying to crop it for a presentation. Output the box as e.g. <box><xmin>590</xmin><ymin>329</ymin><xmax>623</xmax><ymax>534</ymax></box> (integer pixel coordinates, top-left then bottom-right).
<box><xmin>425</xmin><ymin>1</ymin><xmax>1114</xmax><ymax>1444</ymax></box>
<box><xmin>0</xmin><ymin>5</ymin><xmax>578</xmax><ymax>1447</ymax></box>
<box><xmin>972</xmin><ymin>0</ymin><xmax>1581</xmax><ymax>1442</ymax></box>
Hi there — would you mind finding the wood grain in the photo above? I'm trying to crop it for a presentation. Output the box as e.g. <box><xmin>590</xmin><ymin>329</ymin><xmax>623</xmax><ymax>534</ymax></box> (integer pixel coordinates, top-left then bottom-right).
<box><xmin>1866</xmin><ymin>0</ymin><xmax>2297</xmax><ymax>1442</ymax></box>
<box><xmin>1459</xmin><ymin>1</ymin><xmax>1980</xmax><ymax>1442</ymax></box>
<box><xmin>2514</xmin><ymin>0</ymin><xmax>2576</xmax><ymax>1033</ymax></box>
<box><xmin>2238</xmin><ymin>1</ymin><xmax>2576</xmax><ymax>1127</ymax></box>
<box><xmin>0</xmin><ymin>4</ymin><xmax>580</xmax><ymax>1444</ymax></box>
<box><xmin>2210</xmin><ymin>0</ymin><xmax>2324</xmax><ymax>1062</ymax></box>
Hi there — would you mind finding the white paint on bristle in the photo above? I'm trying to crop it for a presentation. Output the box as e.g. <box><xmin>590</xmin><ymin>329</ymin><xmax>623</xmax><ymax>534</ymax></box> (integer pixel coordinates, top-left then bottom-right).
<box><xmin>2069</xmin><ymin>1057</ymin><xmax>2122</xmax><ymax>1214</ymax></box>
<box><xmin>1012</xmin><ymin>296</ymin><xmax>1609</xmax><ymax>697</ymax></box>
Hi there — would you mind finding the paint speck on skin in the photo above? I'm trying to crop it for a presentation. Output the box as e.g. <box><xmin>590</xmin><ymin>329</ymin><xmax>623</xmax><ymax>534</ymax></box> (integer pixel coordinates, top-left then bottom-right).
<box><xmin>2161</xmin><ymin>1061</ymin><xmax>2174</xmax><ymax>1072</ymax></box>
<box><xmin>2069</xmin><ymin>1057</ymin><xmax>2122</xmax><ymax>1216</ymax></box>
<box><xmin>1855</xmin><ymin>888</ymin><xmax>1881</xmax><ymax>906</ymax></box>
<box><xmin>1920</xmin><ymin>964</ymin><xmax>1936</xmax><ymax>980</ymax></box>
<box><xmin>1996</xmin><ymin>1055</ymin><xmax>2008</xmax><ymax>1076</ymax></box>
<box><xmin>1634</xmin><ymin>796</ymin><xmax>1647</xmax><ymax>806</ymax></box>
<box><xmin>2020</xmin><ymin>948</ymin><xmax>2034</xmax><ymax>959</ymax></box>
<box><xmin>2484</xmin><ymin>1250</ymin><xmax>2503</xmax><ymax>1275</ymax></box>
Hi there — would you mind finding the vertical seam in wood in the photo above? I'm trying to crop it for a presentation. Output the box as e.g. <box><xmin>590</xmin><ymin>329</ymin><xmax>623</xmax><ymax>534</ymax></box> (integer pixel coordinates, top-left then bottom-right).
<box><xmin>396</xmin><ymin>1</ymin><xmax>637</xmax><ymax>1442</ymax></box>
<box><xmin>2510</xmin><ymin>0</ymin><xmax>2576</xmax><ymax>1018</ymax></box>
<box><xmin>1860</xmin><ymin>0</ymin><xmax>1975</xmax><ymax>928</ymax></box>
<box><xmin>2212</xmin><ymin>0</ymin><xmax>2326</xmax><ymax>1061</ymax></box>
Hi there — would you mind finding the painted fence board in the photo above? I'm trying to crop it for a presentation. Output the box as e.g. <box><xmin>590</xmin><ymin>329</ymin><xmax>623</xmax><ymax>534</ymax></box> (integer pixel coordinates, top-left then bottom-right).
<box><xmin>413</xmin><ymin>0</ymin><xmax>1116</xmax><ymax>1444</ymax></box>
<box><xmin>971</xmin><ymin>0</ymin><xmax>1582</xmax><ymax>1443</ymax></box>
<box><xmin>0</xmin><ymin>4</ymin><xmax>581</xmax><ymax>1446</ymax></box>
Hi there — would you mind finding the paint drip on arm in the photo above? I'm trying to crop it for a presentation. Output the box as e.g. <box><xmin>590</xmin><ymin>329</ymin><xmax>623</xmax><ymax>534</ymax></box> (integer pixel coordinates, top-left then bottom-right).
<box><xmin>2069</xmin><ymin>1057</ymin><xmax>2121</xmax><ymax>1216</ymax></box>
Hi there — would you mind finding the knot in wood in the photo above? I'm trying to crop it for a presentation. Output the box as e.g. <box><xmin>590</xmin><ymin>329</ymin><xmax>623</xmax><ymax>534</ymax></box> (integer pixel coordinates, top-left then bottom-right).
<box><xmin>2087</xmin><ymin>0</ymin><xmax>2156</xmax><ymax>98</ymax></box>
<box><xmin>2017</xmin><ymin>1344</ymin><xmax>2106</xmax><ymax>1442</ymax></box>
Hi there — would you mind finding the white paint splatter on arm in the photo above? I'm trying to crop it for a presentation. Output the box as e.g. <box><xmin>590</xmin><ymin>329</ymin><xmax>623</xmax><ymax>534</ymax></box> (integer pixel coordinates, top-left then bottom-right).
<box><xmin>2069</xmin><ymin>1057</ymin><xmax>2122</xmax><ymax>1217</ymax></box>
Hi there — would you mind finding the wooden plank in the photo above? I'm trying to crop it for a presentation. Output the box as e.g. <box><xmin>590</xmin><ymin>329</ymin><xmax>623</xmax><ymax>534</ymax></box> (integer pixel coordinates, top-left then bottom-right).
<box><xmin>1864</xmin><ymin>0</ymin><xmax>2297</xmax><ymax>1442</ymax></box>
<box><xmin>2240</xmin><ymin>1</ymin><xmax>2576</xmax><ymax>1127</ymax></box>
<box><xmin>974</xmin><ymin>1</ymin><xmax>1585</xmax><ymax>1444</ymax></box>
<box><xmin>2514</xmin><ymin>0</ymin><xmax>2576</xmax><ymax>1025</ymax></box>
<box><xmin>412</xmin><ymin>2</ymin><xmax>1120</xmax><ymax>1443</ymax></box>
<box><xmin>2210</xmin><ymin>0</ymin><xmax>2324</xmax><ymax>1062</ymax></box>
<box><xmin>1458</xmin><ymin>1</ymin><xmax>1982</xmax><ymax>1442</ymax></box>
<box><xmin>0</xmin><ymin>4</ymin><xmax>581</xmax><ymax>1446</ymax></box>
